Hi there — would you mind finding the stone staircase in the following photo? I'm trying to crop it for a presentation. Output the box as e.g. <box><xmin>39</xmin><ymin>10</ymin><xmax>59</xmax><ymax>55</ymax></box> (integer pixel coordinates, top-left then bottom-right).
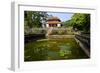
<box><xmin>46</xmin><ymin>27</ymin><xmax>53</xmax><ymax>37</ymax></box>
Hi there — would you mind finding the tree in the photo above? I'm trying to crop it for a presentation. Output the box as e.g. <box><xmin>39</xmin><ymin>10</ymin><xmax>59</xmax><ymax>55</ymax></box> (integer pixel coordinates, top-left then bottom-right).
<box><xmin>83</xmin><ymin>14</ymin><xmax>90</xmax><ymax>32</ymax></box>
<box><xmin>24</xmin><ymin>11</ymin><xmax>34</xmax><ymax>28</ymax></box>
<box><xmin>70</xmin><ymin>13</ymin><xmax>90</xmax><ymax>32</ymax></box>
<box><xmin>62</xmin><ymin>20</ymin><xmax>72</xmax><ymax>27</ymax></box>
<box><xmin>62</xmin><ymin>13</ymin><xmax>90</xmax><ymax>32</ymax></box>
<box><xmin>24</xmin><ymin>11</ymin><xmax>48</xmax><ymax>28</ymax></box>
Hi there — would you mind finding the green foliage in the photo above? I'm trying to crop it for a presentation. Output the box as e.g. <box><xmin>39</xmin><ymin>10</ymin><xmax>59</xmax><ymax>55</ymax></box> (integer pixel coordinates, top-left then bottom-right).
<box><xmin>63</xmin><ymin>13</ymin><xmax>90</xmax><ymax>32</ymax></box>
<box><xmin>62</xmin><ymin>20</ymin><xmax>72</xmax><ymax>27</ymax></box>
<box><xmin>71</xmin><ymin>13</ymin><xmax>90</xmax><ymax>32</ymax></box>
<box><xmin>49</xmin><ymin>28</ymin><xmax>74</xmax><ymax>35</ymax></box>
<box><xmin>24</xmin><ymin>11</ymin><xmax>48</xmax><ymax>28</ymax></box>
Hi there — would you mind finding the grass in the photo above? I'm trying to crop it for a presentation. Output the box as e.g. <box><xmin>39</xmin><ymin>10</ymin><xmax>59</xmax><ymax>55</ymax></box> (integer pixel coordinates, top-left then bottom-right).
<box><xmin>24</xmin><ymin>38</ymin><xmax>89</xmax><ymax>61</ymax></box>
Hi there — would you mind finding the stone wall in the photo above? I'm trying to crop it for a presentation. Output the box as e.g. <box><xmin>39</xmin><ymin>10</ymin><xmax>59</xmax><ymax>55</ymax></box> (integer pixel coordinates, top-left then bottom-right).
<box><xmin>47</xmin><ymin>35</ymin><xmax>75</xmax><ymax>39</ymax></box>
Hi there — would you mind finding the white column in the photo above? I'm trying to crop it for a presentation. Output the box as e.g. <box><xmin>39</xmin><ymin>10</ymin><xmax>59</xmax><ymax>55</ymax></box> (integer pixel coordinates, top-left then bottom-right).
<box><xmin>46</xmin><ymin>24</ymin><xmax>49</xmax><ymax>28</ymax></box>
<box><xmin>57</xmin><ymin>24</ymin><xmax>61</xmax><ymax>27</ymax></box>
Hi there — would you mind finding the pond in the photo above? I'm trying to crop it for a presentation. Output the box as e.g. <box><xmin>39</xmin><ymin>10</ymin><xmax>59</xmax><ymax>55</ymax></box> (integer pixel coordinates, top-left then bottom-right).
<box><xmin>24</xmin><ymin>38</ymin><xmax>89</xmax><ymax>61</ymax></box>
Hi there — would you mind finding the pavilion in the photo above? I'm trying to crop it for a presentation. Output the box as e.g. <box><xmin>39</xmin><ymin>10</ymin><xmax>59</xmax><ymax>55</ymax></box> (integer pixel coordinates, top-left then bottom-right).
<box><xmin>45</xmin><ymin>17</ymin><xmax>61</xmax><ymax>27</ymax></box>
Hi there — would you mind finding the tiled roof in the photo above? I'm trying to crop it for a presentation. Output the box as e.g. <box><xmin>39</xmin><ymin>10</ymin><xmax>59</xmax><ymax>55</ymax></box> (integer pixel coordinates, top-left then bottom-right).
<box><xmin>47</xmin><ymin>21</ymin><xmax>61</xmax><ymax>24</ymax></box>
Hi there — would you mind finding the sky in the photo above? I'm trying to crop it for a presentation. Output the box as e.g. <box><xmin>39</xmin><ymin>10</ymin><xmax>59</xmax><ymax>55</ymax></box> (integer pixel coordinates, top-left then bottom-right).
<box><xmin>47</xmin><ymin>12</ymin><xmax>74</xmax><ymax>22</ymax></box>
